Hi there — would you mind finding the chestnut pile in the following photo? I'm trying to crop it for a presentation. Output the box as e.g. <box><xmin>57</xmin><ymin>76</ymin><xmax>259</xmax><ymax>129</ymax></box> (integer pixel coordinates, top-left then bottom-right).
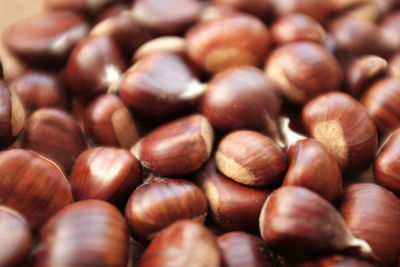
<box><xmin>1</xmin><ymin>0</ymin><xmax>400</xmax><ymax>266</ymax></box>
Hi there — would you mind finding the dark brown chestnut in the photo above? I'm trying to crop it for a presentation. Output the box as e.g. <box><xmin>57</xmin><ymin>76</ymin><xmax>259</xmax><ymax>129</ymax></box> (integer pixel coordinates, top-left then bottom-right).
<box><xmin>132</xmin><ymin>36</ymin><xmax>187</xmax><ymax>62</ymax></box>
<box><xmin>22</xmin><ymin>108</ymin><xmax>87</xmax><ymax>173</ymax></box>
<box><xmin>211</xmin><ymin>0</ymin><xmax>272</xmax><ymax>18</ymax></box>
<box><xmin>216</xmin><ymin>130</ymin><xmax>287</xmax><ymax>186</ymax></box>
<box><xmin>0</xmin><ymin>206</ymin><xmax>32</xmax><ymax>267</ymax></box>
<box><xmin>0</xmin><ymin>149</ymin><xmax>73</xmax><ymax>230</ymax></box>
<box><xmin>33</xmin><ymin>200</ymin><xmax>129</xmax><ymax>267</ymax></box>
<box><xmin>137</xmin><ymin>220</ymin><xmax>221</xmax><ymax>267</ymax></box>
<box><xmin>269</xmin><ymin>0</ymin><xmax>332</xmax><ymax>23</ymax></box>
<box><xmin>302</xmin><ymin>92</ymin><xmax>378</xmax><ymax>175</ymax></box>
<box><xmin>3</xmin><ymin>11</ymin><xmax>89</xmax><ymax>66</ymax></box>
<box><xmin>132</xmin><ymin>114</ymin><xmax>214</xmax><ymax>175</ymax></box>
<box><xmin>186</xmin><ymin>13</ymin><xmax>270</xmax><ymax>73</ymax></box>
<box><xmin>341</xmin><ymin>183</ymin><xmax>400</xmax><ymax>263</ymax></box>
<box><xmin>265</xmin><ymin>41</ymin><xmax>343</xmax><ymax>105</ymax></box>
<box><xmin>197</xmin><ymin>160</ymin><xmax>270</xmax><ymax>232</ymax></box>
<box><xmin>125</xmin><ymin>177</ymin><xmax>208</xmax><ymax>241</ymax></box>
<box><xmin>297</xmin><ymin>255</ymin><xmax>375</xmax><ymax>267</ymax></box>
<box><xmin>45</xmin><ymin>0</ymin><xmax>117</xmax><ymax>14</ymax></box>
<box><xmin>283</xmin><ymin>138</ymin><xmax>343</xmax><ymax>203</ymax></box>
<box><xmin>84</xmin><ymin>94</ymin><xmax>139</xmax><ymax>148</ymax></box>
<box><xmin>69</xmin><ymin>147</ymin><xmax>141</xmax><ymax>202</ymax></box>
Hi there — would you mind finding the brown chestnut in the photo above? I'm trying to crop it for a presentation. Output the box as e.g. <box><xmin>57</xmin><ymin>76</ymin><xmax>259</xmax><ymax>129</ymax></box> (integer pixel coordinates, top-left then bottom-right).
<box><xmin>283</xmin><ymin>138</ymin><xmax>343</xmax><ymax>203</ymax></box>
<box><xmin>3</xmin><ymin>11</ymin><xmax>89</xmax><ymax>66</ymax></box>
<box><xmin>380</xmin><ymin>11</ymin><xmax>400</xmax><ymax>53</ymax></box>
<box><xmin>94</xmin><ymin>2</ymin><xmax>130</xmax><ymax>23</ymax></box>
<box><xmin>137</xmin><ymin>220</ymin><xmax>221</xmax><ymax>267</ymax></box>
<box><xmin>132</xmin><ymin>36</ymin><xmax>187</xmax><ymax>62</ymax></box>
<box><xmin>216</xmin><ymin>130</ymin><xmax>287</xmax><ymax>186</ymax></box>
<box><xmin>69</xmin><ymin>147</ymin><xmax>141</xmax><ymax>202</ymax></box>
<box><xmin>302</xmin><ymin>92</ymin><xmax>378</xmax><ymax>174</ymax></box>
<box><xmin>22</xmin><ymin>108</ymin><xmax>87</xmax><ymax>173</ymax></box>
<box><xmin>297</xmin><ymin>255</ymin><xmax>375</xmax><ymax>267</ymax></box>
<box><xmin>0</xmin><ymin>206</ymin><xmax>32</xmax><ymax>267</ymax></box>
<box><xmin>265</xmin><ymin>41</ymin><xmax>343</xmax><ymax>105</ymax></box>
<box><xmin>269</xmin><ymin>0</ymin><xmax>332</xmax><ymax>23</ymax></box>
<box><xmin>186</xmin><ymin>13</ymin><xmax>270</xmax><ymax>73</ymax></box>
<box><xmin>84</xmin><ymin>94</ymin><xmax>140</xmax><ymax>148</ymax></box>
<box><xmin>0</xmin><ymin>149</ymin><xmax>73</xmax><ymax>230</ymax></box>
<box><xmin>211</xmin><ymin>0</ymin><xmax>272</xmax><ymax>18</ymax></box>
<box><xmin>125</xmin><ymin>177</ymin><xmax>208</xmax><ymax>241</ymax></box>
<box><xmin>132</xmin><ymin>114</ymin><xmax>214</xmax><ymax>175</ymax></box>
<box><xmin>33</xmin><ymin>200</ymin><xmax>129</xmax><ymax>267</ymax></box>
<box><xmin>45</xmin><ymin>0</ymin><xmax>117</xmax><ymax>14</ymax></box>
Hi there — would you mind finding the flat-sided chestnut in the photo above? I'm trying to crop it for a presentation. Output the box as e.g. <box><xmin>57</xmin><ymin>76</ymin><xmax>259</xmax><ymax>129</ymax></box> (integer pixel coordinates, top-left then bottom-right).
<box><xmin>45</xmin><ymin>0</ymin><xmax>117</xmax><ymax>14</ymax></box>
<box><xmin>132</xmin><ymin>36</ymin><xmax>187</xmax><ymax>62</ymax></box>
<box><xmin>202</xmin><ymin>66</ymin><xmax>281</xmax><ymax>140</ymax></box>
<box><xmin>33</xmin><ymin>200</ymin><xmax>129</xmax><ymax>267</ymax></box>
<box><xmin>137</xmin><ymin>220</ymin><xmax>221</xmax><ymax>267</ymax></box>
<box><xmin>84</xmin><ymin>94</ymin><xmax>139</xmax><ymax>148</ymax></box>
<box><xmin>197</xmin><ymin>160</ymin><xmax>270</xmax><ymax>232</ymax></box>
<box><xmin>361</xmin><ymin>78</ymin><xmax>400</xmax><ymax>135</ymax></box>
<box><xmin>269</xmin><ymin>0</ymin><xmax>332</xmax><ymax>23</ymax></box>
<box><xmin>64</xmin><ymin>35</ymin><xmax>126</xmax><ymax>98</ymax></box>
<box><xmin>302</xmin><ymin>92</ymin><xmax>378</xmax><ymax>174</ymax></box>
<box><xmin>9</xmin><ymin>70</ymin><xmax>69</xmax><ymax>112</ymax></box>
<box><xmin>69</xmin><ymin>147</ymin><xmax>141</xmax><ymax>203</ymax></box>
<box><xmin>132</xmin><ymin>114</ymin><xmax>214</xmax><ymax>175</ymax></box>
<box><xmin>186</xmin><ymin>13</ymin><xmax>270</xmax><ymax>73</ymax></box>
<box><xmin>119</xmin><ymin>52</ymin><xmax>205</xmax><ymax>119</ymax></box>
<box><xmin>211</xmin><ymin>0</ymin><xmax>272</xmax><ymax>18</ymax></box>
<box><xmin>283</xmin><ymin>138</ymin><xmax>343</xmax><ymax>203</ymax></box>
<box><xmin>265</xmin><ymin>41</ymin><xmax>343</xmax><ymax>105</ymax></box>
<box><xmin>216</xmin><ymin>130</ymin><xmax>287</xmax><ymax>186</ymax></box>
<box><xmin>3</xmin><ymin>11</ymin><xmax>89</xmax><ymax>66</ymax></box>
<box><xmin>125</xmin><ymin>178</ymin><xmax>208</xmax><ymax>241</ymax></box>
<box><xmin>22</xmin><ymin>108</ymin><xmax>87</xmax><ymax>173</ymax></box>
<box><xmin>341</xmin><ymin>183</ymin><xmax>400</xmax><ymax>263</ymax></box>
<box><xmin>0</xmin><ymin>149</ymin><xmax>73</xmax><ymax>230</ymax></box>
<box><xmin>298</xmin><ymin>255</ymin><xmax>375</xmax><ymax>267</ymax></box>
<box><xmin>0</xmin><ymin>206</ymin><xmax>32</xmax><ymax>267</ymax></box>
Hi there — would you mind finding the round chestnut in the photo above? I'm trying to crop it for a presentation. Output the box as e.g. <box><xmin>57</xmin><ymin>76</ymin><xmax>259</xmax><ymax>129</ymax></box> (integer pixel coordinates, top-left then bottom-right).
<box><xmin>216</xmin><ymin>130</ymin><xmax>287</xmax><ymax>186</ymax></box>
<box><xmin>132</xmin><ymin>36</ymin><xmax>187</xmax><ymax>62</ymax></box>
<box><xmin>125</xmin><ymin>177</ymin><xmax>208</xmax><ymax>241</ymax></box>
<box><xmin>186</xmin><ymin>13</ymin><xmax>270</xmax><ymax>73</ymax></box>
<box><xmin>265</xmin><ymin>41</ymin><xmax>343</xmax><ymax>105</ymax></box>
<box><xmin>45</xmin><ymin>0</ymin><xmax>117</xmax><ymax>14</ymax></box>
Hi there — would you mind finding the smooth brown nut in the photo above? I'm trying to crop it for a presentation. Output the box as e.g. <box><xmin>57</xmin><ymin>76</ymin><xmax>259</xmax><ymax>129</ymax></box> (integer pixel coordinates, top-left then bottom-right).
<box><xmin>196</xmin><ymin>160</ymin><xmax>270</xmax><ymax>232</ymax></box>
<box><xmin>132</xmin><ymin>36</ymin><xmax>187</xmax><ymax>62</ymax></box>
<box><xmin>265</xmin><ymin>41</ymin><xmax>343</xmax><ymax>105</ymax></box>
<box><xmin>22</xmin><ymin>108</ymin><xmax>87</xmax><ymax>173</ymax></box>
<box><xmin>211</xmin><ymin>0</ymin><xmax>272</xmax><ymax>18</ymax></box>
<box><xmin>69</xmin><ymin>147</ymin><xmax>141</xmax><ymax>203</ymax></box>
<box><xmin>0</xmin><ymin>149</ymin><xmax>73</xmax><ymax>230</ymax></box>
<box><xmin>34</xmin><ymin>200</ymin><xmax>129</xmax><ymax>267</ymax></box>
<box><xmin>302</xmin><ymin>92</ymin><xmax>378</xmax><ymax>175</ymax></box>
<box><xmin>132</xmin><ymin>114</ymin><xmax>214</xmax><ymax>175</ymax></box>
<box><xmin>125</xmin><ymin>178</ymin><xmax>208</xmax><ymax>241</ymax></box>
<box><xmin>297</xmin><ymin>255</ymin><xmax>375</xmax><ymax>267</ymax></box>
<box><xmin>283</xmin><ymin>138</ymin><xmax>343</xmax><ymax>203</ymax></box>
<box><xmin>186</xmin><ymin>13</ymin><xmax>270</xmax><ymax>73</ymax></box>
<box><xmin>137</xmin><ymin>220</ymin><xmax>221</xmax><ymax>267</ymax></box>
<box><xmin>64</xmin><ymin>35</ymin><xmax>126</xmax><ymax>98</ymax></box>
<box><xmin>9</xmin><ymin>70</ymin><xmax>69</xmax><ymax>113</ymax></box>
<box><xmin>84</xmin><ymin>94</ymin><xmax>139</xmax><ymax>149</ymax></box>
<box><xmin>0</xmin><ymin>206</ymin><xmax>32</xmax><ymax>267</ymax></box>
<box><xmin>45</xmin><ymin>0</ymin><xmax>117</xmax><ymax>14</ymax></box>
<box><xmin>381</xmin><ymin>11</ymin><xmax>400</xmax><ymax>53</ymax></box>
<box><xmin>119</xmin><ymin>52</ymin><xmax>204</xmax><ymax>119</ymax></box>
<box><xmin>216</xmin><ymin>130</ymin><xmax>287</xmax><ymax>186</ymax></box>
<box><xmin>269</xmin><ymin>0</ymin><xmax>332</xmax><ymax>23</ymax></box>
<box><xmin>3</xmin><ymin>11</ymin><xmax>89</xmax><ymax>66</ymax></box>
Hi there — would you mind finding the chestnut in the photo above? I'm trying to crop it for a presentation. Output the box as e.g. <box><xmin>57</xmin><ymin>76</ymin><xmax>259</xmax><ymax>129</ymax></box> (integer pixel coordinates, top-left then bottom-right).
<box><xmin>0</xmin><ymin>149</ymin><xmax>73</xmax><ymax>230</ymax></box>
<box><xmin>199</xmin><ymin>3</ymin><xmax>237</xmax><ymax>22</ymax></box>
<box><xmin>297</xmin><ymin>255</ymin><xmax>375</xmax><ymax>267</ymax></box>
<box><xmin>202</xmin><ymin>66</ymin><xmax>281</xmax><ymax>140</ymax></box>
<box><xmin>361</xmin><ymin>78</ymin><xmax>400</xmax><ymax>136</ymax></box>
<box><xmin>9</xmin><ymin>70</ymin><xmax>69</xmax><ymax>113</ymax></box>
<box><xmin>69</xmin><ymin>147</ymin><xmax>141</xmax><ymax>202</ymax></box>
<box><xmin>186</xmin><ymin>13</ymin><xmax>270</xmax><ymax>73</ymax></box>
<box><xmin>265</xmin><ymin>41</ymin><xmax>343</xmax><ymax>105</ymax></box>
<box><xmin>132</xmin><ymin>36</ymin><xmax>187</xmax><ymax>62</ymax></box>
<box><xmin>94</xmin><ymin>2</ymin><xmax>130</xmax><ymax>23</ymax></box>
<box><xmin>269</xmin><ymin>0</ymin><xmax>332</xmax><ymax>23</ymax></box>
<box><xmin>119</xmin><ymin>52</ymin><xmax>205</xmax><ymax>119</ymax></box>
<box><xmin>0</xmin><ymin>206</ymin><xmax>32</xmax><ymax>267</ymax></box>
<box><xmin>302</xmin><ymin>92</ymin><xmax>378</xmax><ymax>175</ymax></box>
<box><xmin>283</xmin><ymin>138</ymin><xmax>343</xmax><ymax>203</ymax></box>
<box><xmin>125</xmin><ymin>177</ymin><xmax>208</xmax><ymax>241</ymax></box>
<box><xmin>388</xmin><ymin>53</ymin><xmax>400</xmax><ymax>78</ymax></box>
<box><xmin>132</xmin><ymin>114</ymin><xmax>214</xmax><ymax>175</ymax></box>
<box><xmin>84</xmin><ymin>94</ymin><xmax>140</xmax><ymax>149</ymax></box>
<box><xmin>216</xmin><ymin>130</ymin><xmax>287</xmax><ymax>186</ymax></box>
<box><xmin>380</xmin><ymin>11</ymin><xmax>400</xmax><ymax>53</ymax></box>
<box><xmin>341</xmin><ymin>183</ymin><xmax>400</xmax><ymax>263</ymax></box>
<box><xmin>45</xmin><ymin>0</ymin><xmax>117</xmax><ymax>14</ymax></box>
<box><xmin>196</xmin><ymin>160</ymin><xmax>270</xmax><ymax>232</ymax></box>
<box><xmin>137</xmin><ymin>220</ymin><xmax>221</xmax><ymax>267</ymax></box>
<box><xmin>210</xmin><ymin>0</ymin><xmax>272</xmax><ymax>18</ymax></box>
<box><xmin>3</xmin><ymin>11</ymin><xmax>89</xmax><ymax>66</ymax></box>
<box><xmin>33</xmin><ymin>200</ymin><xmax>129</xmax><ymax>267</ymax></box>
<box><xmin>64</xmin><ymin>35</ymin><xmax>126</xmax><ymax>98</ymax></box>
<box><xmin>22</xmin><ymin>108</ymin><xmax>87</xmax><ymax>173</ymax></box>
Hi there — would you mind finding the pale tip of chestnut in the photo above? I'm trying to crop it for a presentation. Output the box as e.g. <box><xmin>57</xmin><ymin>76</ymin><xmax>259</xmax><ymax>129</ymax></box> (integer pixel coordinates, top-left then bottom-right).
<box><xmin>111</xmin><ymin>107</ymin><xmax>140</xmax><ymax>149</ymax></box>
<box><xmin>215</xmin><ymin>151</ymin><xmax>255</xmax><ymax>185</ymax></box>
<box><xmin>11</xmin><ymin>91</ymin><xmax>26</xmax><ymax>137</ymax></box>
<box><xmin>133</xmin><ymin>36</ymin><xmax>187</xmax><ymax>62</ymax></box>
<box><xmin>200</xmin><ymin>116</ymin><xmax>215</xmax><ymax>156</ymax></box>
<box><xmin>49</xmin><ymin>24</ymin><xmax>90</xmax><ymax>55</ymax></box>
<box><xmin>205</xmin><ymin>48</ymin><xmax>258</xmax><ymax>74</ymax></box>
